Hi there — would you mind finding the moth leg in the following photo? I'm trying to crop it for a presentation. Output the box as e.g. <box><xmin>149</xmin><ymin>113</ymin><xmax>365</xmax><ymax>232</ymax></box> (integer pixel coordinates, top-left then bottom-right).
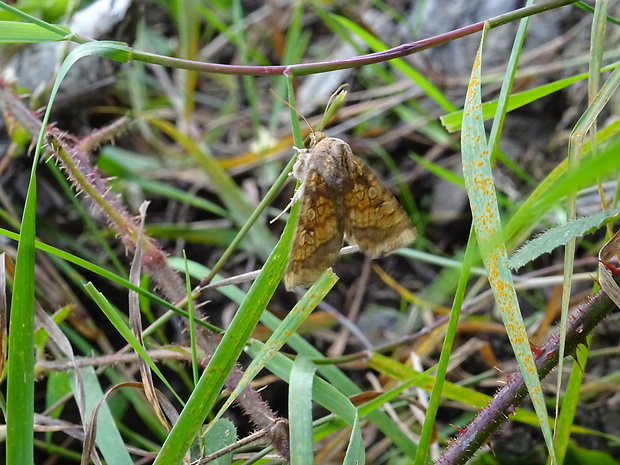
<box><xmin>271</xmin><ymin>147</ymin><xmax>309</xmax><ymax>224</ymax></box>
<box><xmin>271</xmin><ymin>182</ymin><xmax>305</xmax><ymax>224</ymax></box>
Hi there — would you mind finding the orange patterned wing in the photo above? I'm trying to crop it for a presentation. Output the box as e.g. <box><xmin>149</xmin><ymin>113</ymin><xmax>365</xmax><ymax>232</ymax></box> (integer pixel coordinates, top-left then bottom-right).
<box><xmin>284</xmin><ymin>169</ymin><xmax>345</xmax><ymax>291</ymax></box>
<box><xmin>343</xmin><ymin>152</ymin><xmax>416</xmax><ymax>257</ymax></box>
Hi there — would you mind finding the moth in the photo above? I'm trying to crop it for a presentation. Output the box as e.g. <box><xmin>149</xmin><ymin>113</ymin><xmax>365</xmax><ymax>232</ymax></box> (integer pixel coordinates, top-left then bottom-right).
<box><xmin>283</xmin><ymin>131</ymin><xmax>416</xmax><ymax>291</ymax></box>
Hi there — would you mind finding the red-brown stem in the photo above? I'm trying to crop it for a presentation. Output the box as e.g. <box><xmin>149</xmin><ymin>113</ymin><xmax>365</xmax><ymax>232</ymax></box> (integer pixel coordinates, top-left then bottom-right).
<box><xmin>436</xmin><ymin>279</ymin><xmax>620</xmax><ymax>465</ymax></box>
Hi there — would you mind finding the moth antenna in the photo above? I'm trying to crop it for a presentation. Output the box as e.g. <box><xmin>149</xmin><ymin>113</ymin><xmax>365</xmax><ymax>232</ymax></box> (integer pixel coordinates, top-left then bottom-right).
<box><xmin>269</xmin><ymin>89</ymin><xmax>315</xmax><ymax>134</ymax></box>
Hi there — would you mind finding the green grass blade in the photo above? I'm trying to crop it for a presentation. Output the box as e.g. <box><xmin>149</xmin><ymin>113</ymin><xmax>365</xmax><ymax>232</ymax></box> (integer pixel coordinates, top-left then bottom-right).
<box><xmin>289</xmin><ymin>356</ymin><xmax>317</xmax><ymax>465</ymax></box>
<box><xmin>6</xmin><ymin>143</ymin><xmax>37</xmax><ymax>465</ymax></box>
<box><xmin>414</xmin><ymin>225</ymin><xmax>476</xmax><ymax>465</ymax></box>
<box><xmin>504</xmin><ymin>128</ymin><xmax>620</xmax><ymax>247</ymax></box>
<box><xmin>342</xmin><ymin>414</ymin><xmax>365</xmax><ymax>465</ymax></box>
<box><xmin>0</xmin><ymin>3</ymin><xmax>73</xmax><ymax>40</ymax></box>
<box><xmin>74</xmin><ymin>367</ymin><xmax>132</xmax><ymax>465</ymax></box>
<box><xmin>249</xmin><ymin>340</ymin><xmax>418</xmax><ymax>459</ymax></box>
<box><xmin>553</xmin><ymin>341</ymin><xmax>590</xmax><ymax>465</ymax></box>
<box><xmin>254</xmin><ymin>313</ymin><xmax>419</xmax><ymax>458</ymax></box>
<box><xmin>0</xmin><ymin>21</ymin><xmax>67</xmax><ymax>43</ymax></box>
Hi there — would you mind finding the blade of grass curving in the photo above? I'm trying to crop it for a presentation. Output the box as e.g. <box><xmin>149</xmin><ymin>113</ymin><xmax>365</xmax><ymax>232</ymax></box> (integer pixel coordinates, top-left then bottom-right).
<box><xmin>246</xmin><ymin>342</ymin><xmax>357</xmax><ymax>425</ymax></box>
<box><xmin>414</xmin><ymin>225</ymin><xmax>476</xmax><ymax>465</ymax></box>
<box><xmin>461</xmin><ymin>24</ymin><xmax>556</xmax><ymax>462</ymax></box>
<box><xmin>6</xmin><ymin>40</ymin><xmax>130</xmax><ymax>465</ymax></box>
<box><xmin>246</xmin><ymin>340</ymin><xmax>418</xmax><ymax>458</ymax></box>
<box><xmin>289</xmin><ymin>356</ymin><xmax>317</xmax><ymax>465</ymax></box>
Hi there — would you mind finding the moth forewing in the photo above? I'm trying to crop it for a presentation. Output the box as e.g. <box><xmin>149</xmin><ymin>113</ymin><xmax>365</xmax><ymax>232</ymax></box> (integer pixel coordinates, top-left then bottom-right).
<box><xmin>284</xmin><ymin>145</ymin><xmax>347</xmax><ymax>291</ymax></box>
<box><xmin>283</xmin><ymin>131</ymin><xmax>415</xmax><ymax>291</ymax></box>
<box><xmin>343</xmin><ymin>153</ymin><xmax>416</xmax><ymax>257</ymax></box>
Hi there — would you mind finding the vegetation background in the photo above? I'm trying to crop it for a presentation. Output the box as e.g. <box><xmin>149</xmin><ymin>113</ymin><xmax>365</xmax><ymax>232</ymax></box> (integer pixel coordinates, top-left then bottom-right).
<box><xmin>1</xmin><ymin>0</ymin><xmax>620</xmax><ymax>464</ymax></box>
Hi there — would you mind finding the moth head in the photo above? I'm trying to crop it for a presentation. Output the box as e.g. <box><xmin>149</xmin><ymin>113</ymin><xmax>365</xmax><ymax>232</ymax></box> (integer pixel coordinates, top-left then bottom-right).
<box><xmin>305</xmin><ymin>131</ymin><xmax>327</xmax><ymax>149</ymax></box>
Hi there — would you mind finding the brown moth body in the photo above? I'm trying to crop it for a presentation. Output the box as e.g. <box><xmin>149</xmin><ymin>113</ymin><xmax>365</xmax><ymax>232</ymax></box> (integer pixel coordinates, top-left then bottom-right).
<box><xmin>284</xmin><ymin>131</ymin><xmax>416</xmax><ymax>291</ymax></box>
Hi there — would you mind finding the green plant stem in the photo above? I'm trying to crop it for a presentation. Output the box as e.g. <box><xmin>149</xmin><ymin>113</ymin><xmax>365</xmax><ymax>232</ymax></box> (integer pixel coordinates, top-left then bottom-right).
<box><xmin>414</xmin><ymin>226</ymin><xmax>476</xmax><ymax>465</ymax></box>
